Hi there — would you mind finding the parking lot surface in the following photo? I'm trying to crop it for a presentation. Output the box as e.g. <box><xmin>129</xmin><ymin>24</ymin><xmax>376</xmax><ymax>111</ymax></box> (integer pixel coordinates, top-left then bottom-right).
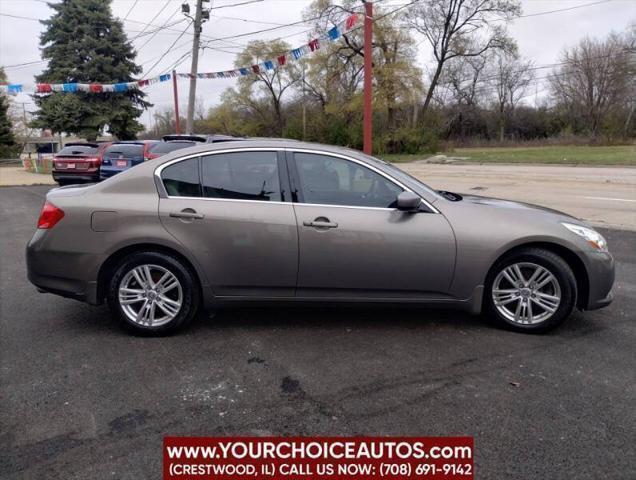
<box><xmin>1</xmin><ymin>185</ymin><xmax>635</xmax><ymax>479</ymax></box>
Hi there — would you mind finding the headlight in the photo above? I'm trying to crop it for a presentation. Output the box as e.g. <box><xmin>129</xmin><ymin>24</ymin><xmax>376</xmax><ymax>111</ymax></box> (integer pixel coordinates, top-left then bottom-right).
<box><xmin>562</xmin><ymin>222</ymin><xmax>608</xmax><ymax>252</ymax></box>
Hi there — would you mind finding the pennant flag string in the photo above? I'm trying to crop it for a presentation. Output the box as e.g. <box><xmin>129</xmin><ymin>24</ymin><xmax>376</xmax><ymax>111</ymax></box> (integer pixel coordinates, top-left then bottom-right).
<box><xmin>0</xmin><ymin>14</ymin><xmax>360</xmax><ymax>95</ymax></box>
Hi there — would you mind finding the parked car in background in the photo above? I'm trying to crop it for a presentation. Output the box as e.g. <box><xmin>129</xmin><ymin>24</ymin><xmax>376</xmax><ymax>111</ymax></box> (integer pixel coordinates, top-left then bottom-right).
<box><xmin>100</xmin><ymin>140</ymin><xmax>159</xmax><ymax>180</ymax></box>
<box><xmin>146</xmin><ymin>139</ymin><xmax>200</xmax><ymax>159</ymax></box>
<box><xmin>146</xmin><ymin>134</ymin><xmax>242</xmax><ymax>159</ymax></box>
<box><xmin>27</xmin><ymin>140</ymin><xmax>614</xmax><ymax>335</ymax></box>
<box><xmin>52</xmin><ymin>142</ymin><xmax>111</xmax><ymax>185</ymax></box>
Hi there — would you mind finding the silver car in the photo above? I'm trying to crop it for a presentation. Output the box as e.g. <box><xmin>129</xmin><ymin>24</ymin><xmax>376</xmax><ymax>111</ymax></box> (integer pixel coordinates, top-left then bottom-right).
<box><xmin>26</xmin><ymin>140</ymin><xmax>615</xmax><ymax>335</ymax></box>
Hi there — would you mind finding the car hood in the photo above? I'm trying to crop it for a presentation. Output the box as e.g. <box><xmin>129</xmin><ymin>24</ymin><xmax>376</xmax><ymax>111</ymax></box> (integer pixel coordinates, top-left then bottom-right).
<box><xmin>460</xmin><ymin>193</ymin><xmax>579</xmax><ymax>221</ymax></box>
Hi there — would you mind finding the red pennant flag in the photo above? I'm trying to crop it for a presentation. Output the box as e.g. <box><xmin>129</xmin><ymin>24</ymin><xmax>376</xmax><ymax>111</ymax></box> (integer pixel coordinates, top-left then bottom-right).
<box><xmin>345</xmin><ymin>13</ymin><xmax>358</xmax><ymax>30</ymax></box>
<box><xmin>252</xmin><ymin>65</ymin><xmax>260</xmax><ymax>74</ymax></box>
<box><xmin>277</xmin><ymin>55</ymin><xmax>286</xmax><ymax>66</ymax></box>
<box><xmin>36</xmin><ymin>83</ymin><xmax>52</xmax><ymax>93</ymax></box>
<box><xmin>308</xmin><ymin>38</ymin><xmax>320</xmax><ymax>51</ymax></box>
<box><xmin>137</xmin><ymin>79</ymin><xmax>149</xmax><ymax>87</ymax></box>
<box><xmin>89</xmin><ymin>83</ymin><xmax>103</xmax><ymax>93</ymax></box>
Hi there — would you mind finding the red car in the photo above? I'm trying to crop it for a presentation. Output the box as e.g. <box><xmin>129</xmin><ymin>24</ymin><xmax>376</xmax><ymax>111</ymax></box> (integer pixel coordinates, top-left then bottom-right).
<box><xmin>52</xmin><ymin>142</ymin><xmax>112</xmax><ymax>186</ymax></box>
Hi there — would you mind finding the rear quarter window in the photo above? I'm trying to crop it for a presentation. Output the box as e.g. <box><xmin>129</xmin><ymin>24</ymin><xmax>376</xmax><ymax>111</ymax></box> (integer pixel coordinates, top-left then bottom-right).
<box><xmin>161</xmin><ymin>158</ymin><xmax>201</xmax><ymax>197</ymax></box>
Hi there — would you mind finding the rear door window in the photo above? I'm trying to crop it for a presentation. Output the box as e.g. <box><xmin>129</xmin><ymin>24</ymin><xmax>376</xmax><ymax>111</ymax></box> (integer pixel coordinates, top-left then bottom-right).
<box><xmin>161</xmin><ymin>157</ymin><xmax>201</xmax><ymax>198</ymax></box>
<box><xmin>200</xmin><ymin>151</ymin><xmax>282</xmax><ymax>202</ymax></box>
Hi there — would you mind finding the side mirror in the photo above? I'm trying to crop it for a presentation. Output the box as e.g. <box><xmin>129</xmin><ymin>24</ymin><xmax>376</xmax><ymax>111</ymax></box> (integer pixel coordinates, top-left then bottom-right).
<box><xmin>396</xmin><ymin>191</ymin><xmax>421</xmax><ymax>211</ymax></box>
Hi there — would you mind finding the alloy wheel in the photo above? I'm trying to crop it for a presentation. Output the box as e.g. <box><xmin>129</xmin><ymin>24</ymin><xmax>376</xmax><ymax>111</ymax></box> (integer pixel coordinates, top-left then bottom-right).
<box><xmin>492</xmin><ymin>262</ymin><xmax>561</xmax><ymax>325</ymax></box>
<box><xmin>118</xmin><ymin>264</ymin><xmax>183</xmax><ymax>327</ymax></box>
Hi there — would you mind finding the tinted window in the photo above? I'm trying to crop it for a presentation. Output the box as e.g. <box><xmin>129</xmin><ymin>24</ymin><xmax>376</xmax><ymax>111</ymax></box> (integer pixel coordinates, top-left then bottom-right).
<box><xmin>161</xmin><ymin>157</ymin><xmax>201</xmax><ymax>197</ymax></box>
<box><xmin>294</xmin><ymin>153</ymin><xmax>402</xmax><ymax>208</ymax></box>
<box><xmin>104</xmin><ymin>144</ymin><xmax>144</xmax><ymax>157</ymax></box>
<box><xmin>57</xmin><ymin>145</ymin><xmax>98</xmax><ymax>155</ymax></box>
<box><xmin>150</xmin><ymin>142</ymin><xmax>196</xmax><ymax>154</ymax></box>
<box><xmin>201</xmin><ymin>151</ymin><xmax>281</xmax><ymax>202</ymax></box>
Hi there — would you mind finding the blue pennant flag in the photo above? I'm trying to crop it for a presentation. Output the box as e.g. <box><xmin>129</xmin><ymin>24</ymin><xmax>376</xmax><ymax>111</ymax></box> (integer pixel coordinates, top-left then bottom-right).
<box><xmin>239</xmin><ymin>68</ymin><xmax>249</xmax><ymax>76</ymax></box>
<box><xmin>159</xmin><ymin>74</ymin><xmax>171</xmax><ymax>82</ymax></box>
<box><xmin>264</xmin><ymin>60</ymin><xmax>274</xmax><ymax>70</ymax></box>
<box><xmin>62</xmin><ymin>83</ymin><xmax>77</xmax><ymax>92</ymax></box>
<box><xmin>328</xmin><ymin>26</ymin><xmax>340</xmax><ymax>40</ymax></box>
<box><xmin>292</xmin><ymin>48</ymin><xmax>304</xmax><ymax>60</ymax></box>
<box><xmin>114</xmin><ymin>83</ymin><xmax>128</xmax><ymax>92</ymax></box>
<box><xmin>8</xmin><ymin>84</ymin><xmax>23</xmax><ymax>94</ymax></box>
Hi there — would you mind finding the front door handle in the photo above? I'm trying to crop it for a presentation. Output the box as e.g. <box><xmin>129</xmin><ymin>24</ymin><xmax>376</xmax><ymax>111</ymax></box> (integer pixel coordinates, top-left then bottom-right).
<box><xmin>303</xmin><ymin>217</ymin><xmax>338</xmax><ymax>229</ymax></box>
<box><xmin>170</xmin><ymin>209</ymin><xmax>204</xmax><ymax>220</ymax></box>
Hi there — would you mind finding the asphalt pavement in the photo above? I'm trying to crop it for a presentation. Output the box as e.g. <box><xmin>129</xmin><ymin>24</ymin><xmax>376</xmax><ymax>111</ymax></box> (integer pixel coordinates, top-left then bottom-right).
<box><xmin>1</xmin><ymin>185</ymin><xmax>634</xmax><ymax>480</ymax></box>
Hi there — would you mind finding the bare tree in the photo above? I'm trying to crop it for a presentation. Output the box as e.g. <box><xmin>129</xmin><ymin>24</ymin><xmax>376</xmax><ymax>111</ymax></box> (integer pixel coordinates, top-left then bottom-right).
<box><xmin>490</xmin><ymin>51</ymin><xmax>534</xmax><ymax>141</ymax></box>
<box><xmin>231</xmin><ymin>40</ymin><xmax>301</xmax><ymax>136</ymax></box>
<box><xmin>549</xmin><ymin>32</ymin><xmax>633</xmax><ymax>138</ymax></box>
<box><xmin>409</xmin><ymin>0</ymin><xmax>520</xmax><ymax>117</ymax></box>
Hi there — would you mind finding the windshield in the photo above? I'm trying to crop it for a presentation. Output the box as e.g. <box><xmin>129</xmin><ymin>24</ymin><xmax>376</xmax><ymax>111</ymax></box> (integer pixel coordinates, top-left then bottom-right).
<box><xmin>150</xmin><ymin>142</ymin><xmax>196</xmax><ymax>154</ymax></box>
<box><xmin>57</xmin><ymin>145</ymin><xmax>98</xmax><ymax>155</ymax></box>
<box><xmin>104</xmin><ymin>144</ymin><xmax>144</xmax><ymax>157</ymax></box>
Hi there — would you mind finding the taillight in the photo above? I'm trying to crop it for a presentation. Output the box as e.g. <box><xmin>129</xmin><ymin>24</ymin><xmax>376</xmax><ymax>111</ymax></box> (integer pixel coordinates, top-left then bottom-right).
<box><xmin>86</xmin><ymin>156</ymin><xmax>101</xmax><ymax>167</ymax></box>
<box><xmin>37</xmin><ymin>201</ymin><xmax>65</xmax><ymax>229</ymax></box>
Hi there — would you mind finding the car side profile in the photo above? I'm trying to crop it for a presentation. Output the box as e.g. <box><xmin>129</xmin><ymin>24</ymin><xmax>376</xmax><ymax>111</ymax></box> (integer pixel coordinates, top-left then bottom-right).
<box><xmin>27</xmin><ymin>140</ymin><xmax>614</xmax><ymax>335</ymax></box>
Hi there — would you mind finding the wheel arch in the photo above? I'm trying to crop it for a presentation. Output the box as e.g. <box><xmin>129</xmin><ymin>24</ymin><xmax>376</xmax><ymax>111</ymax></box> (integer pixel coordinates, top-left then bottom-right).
<box><xmin>96</xmin><ymin>243</ymin><xmax>205</xmax><ymax>305</ymax></box>
<box><xmin>486</xmin><ymin>241</ymin><xmax>590</xmax><ymax>310</ymax></box>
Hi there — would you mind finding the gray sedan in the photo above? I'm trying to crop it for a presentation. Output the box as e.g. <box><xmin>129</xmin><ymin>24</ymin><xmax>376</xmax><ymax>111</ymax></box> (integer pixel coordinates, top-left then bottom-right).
<box><xmin>26</xmin><ymin>140</ymin><xmax>615</xmax><ymax>335</ymax></box>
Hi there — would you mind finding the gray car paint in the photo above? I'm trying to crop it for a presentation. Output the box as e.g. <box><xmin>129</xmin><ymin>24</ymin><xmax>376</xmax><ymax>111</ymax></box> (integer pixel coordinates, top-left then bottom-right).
<box><xmin>26</xmin><ymin>139</ymin><xmax>614</xmax><ymax>315</ymax></box>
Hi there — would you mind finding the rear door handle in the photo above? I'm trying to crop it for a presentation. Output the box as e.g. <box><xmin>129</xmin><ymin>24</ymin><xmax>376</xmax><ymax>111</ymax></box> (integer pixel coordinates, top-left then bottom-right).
<box><xmin>303</xmin><ymin>218</ymin><xmax>338</xmax><ymax>229</ymax></box>
<box><xmin>170</xmin><ymin>210</ymin><xmax>204</xmax><ymax>220</ymax></box>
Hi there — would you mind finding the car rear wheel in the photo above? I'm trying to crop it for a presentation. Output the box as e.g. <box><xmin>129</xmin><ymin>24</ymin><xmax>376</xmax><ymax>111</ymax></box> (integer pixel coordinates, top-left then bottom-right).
<box><xmin>484</xmin><ymin>248</ymin><xmax>577</xmax><ymax>333</ymax></box>
<box><xmin>107</xmin><ymin>251</ymin><xmax>200</xmax><ymax>335</ymax></box>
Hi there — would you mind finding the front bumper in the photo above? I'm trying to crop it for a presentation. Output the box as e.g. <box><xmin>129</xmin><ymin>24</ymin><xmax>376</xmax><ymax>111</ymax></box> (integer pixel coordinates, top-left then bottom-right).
<box><xmin>583</xmin><ymin>252</ymin><xmax>615</xmax><ymax>310</ymax></box>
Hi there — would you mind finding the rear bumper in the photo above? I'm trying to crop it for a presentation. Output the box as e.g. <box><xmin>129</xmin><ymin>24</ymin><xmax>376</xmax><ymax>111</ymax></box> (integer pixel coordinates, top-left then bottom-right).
<box><xmin>52</xmin><ymin>171</ymin><xmax>99</xmax><ymax>183</ymax></box>
<box><xmin>26</xmin><ymin>229</ymin><xmax>102</xmax><ymax>305</ymax></box>
<box><xmin>99</xmin><ymin>169</ymin><xmax>121</xmax><ymax>180</ymax></box>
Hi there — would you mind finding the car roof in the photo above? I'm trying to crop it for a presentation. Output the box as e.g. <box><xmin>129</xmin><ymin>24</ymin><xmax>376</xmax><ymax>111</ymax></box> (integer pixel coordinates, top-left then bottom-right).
<box><xmin>62</xmin><ymin>142</ymin><xmax>99</xmax><ymax>147</ymax></box>
<box><xmin>110</xmin><ymin>140</ymin><xmax>159</xmax><ymax>145</ymax></box>
<box><xmin>161</xmin><ymin>134</ymin><xmax>242</xmax><ymax>143</ymax></box>
<box><xmin>152</xmin><ymin>139</ymin><xmax>370</xmax><ymax>161</ymax></box>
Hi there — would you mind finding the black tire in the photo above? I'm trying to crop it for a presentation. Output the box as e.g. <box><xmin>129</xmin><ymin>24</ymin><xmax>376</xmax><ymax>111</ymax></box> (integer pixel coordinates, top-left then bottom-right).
<box><xmin>484</xmin><ymin>247</ymin><xmax>577</xmax><ymax>333</ymax></box>
<box><xmin>107</xmin><ymin>251</ymin><xmax>200</xmax><ymax>335</ymax></box>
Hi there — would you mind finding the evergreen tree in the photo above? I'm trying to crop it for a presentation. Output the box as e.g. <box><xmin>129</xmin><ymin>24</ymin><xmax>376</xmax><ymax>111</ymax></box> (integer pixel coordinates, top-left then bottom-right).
<box><xmin>0</xmin><ymin>67</ymin><xmax>17</xmax><ymax>156</ymax></box>
<box><xmin>32</xmin><ymin>0</ymin><xmax>150</xmax><ymax>140</ymax></box>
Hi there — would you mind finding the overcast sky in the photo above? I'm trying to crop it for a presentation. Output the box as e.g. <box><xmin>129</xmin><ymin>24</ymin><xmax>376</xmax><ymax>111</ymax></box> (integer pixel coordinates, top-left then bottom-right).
<box><xmin>1</xmin><ymin>0</ymin><xmax>634</xmax><ymax>128</ymax></box>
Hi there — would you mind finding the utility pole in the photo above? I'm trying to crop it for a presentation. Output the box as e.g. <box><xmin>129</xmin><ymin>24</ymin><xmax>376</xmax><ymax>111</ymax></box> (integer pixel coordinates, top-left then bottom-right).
<box><xmin>362</xmin><ymin>1</ymin><xmax>373</xmax><ymax>155</ymax></box>
<box><xmin>172</xmin><ymin>69</ymin><xmax>181</xmax><ymax>134</ymax></box>
<box><xmin>302</xmin><ymin>62</ymin><xmax>307</xmax><ymax>140</ymax></box>
<box><xmin>186</xmin><ymin>0</ymin><xmax>204</xmax><ymax>134</ymax></box>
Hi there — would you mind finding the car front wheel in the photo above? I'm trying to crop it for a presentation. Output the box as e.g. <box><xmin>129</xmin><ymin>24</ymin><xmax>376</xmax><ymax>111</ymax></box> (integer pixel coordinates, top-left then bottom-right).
<box><xmin>485</xmin><ymin>248</ymin><xmax>577</xmax><ymax>333</ymax></box>
<box><xmin>107</xmin><ymin>251</ymin><xmax>200</xmax><ymax>335</ymax></box>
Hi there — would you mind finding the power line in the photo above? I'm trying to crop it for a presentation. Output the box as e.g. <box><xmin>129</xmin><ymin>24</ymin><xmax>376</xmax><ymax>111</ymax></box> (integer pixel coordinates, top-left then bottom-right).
<box><xmin>136</xmin><ymin>6</ymin><xmax>183</xmax><ymax>50</ymax></box>
<box><xmin>122</xmin><ymin>0</ymin><xmax>139</xmax><ymax>21</ymax></box>
<box><xmin>143</xmin><ymin>20</ymin><xmax>194</xmax><ymax>78</ymax></box>
<box><xmin>130</xmin><ymin>0</ymin><xmax>173</xmax><ymax>41</ymax></box>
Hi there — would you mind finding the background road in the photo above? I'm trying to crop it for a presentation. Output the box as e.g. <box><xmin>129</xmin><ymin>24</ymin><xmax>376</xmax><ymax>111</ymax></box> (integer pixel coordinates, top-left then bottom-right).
<box><xmin>1</xmin><ymin>186</ymin><xmax>634</xmax><ymax>480</ymax></box>
<box><xmin>401</xmin><ymin>163</ymin><xmax>636</xmax><ymax>231</ymax></box>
